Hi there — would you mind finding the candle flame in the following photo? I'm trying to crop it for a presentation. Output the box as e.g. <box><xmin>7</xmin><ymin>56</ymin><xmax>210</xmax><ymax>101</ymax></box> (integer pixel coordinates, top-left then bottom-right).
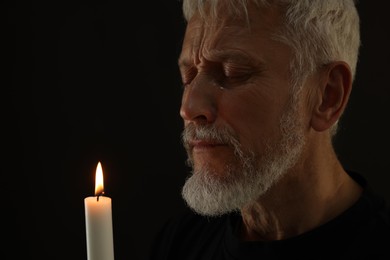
<box><xmin>95</xmin><ymin>161</ymin><xmax>104</xmax><ymax>196</ymax></box>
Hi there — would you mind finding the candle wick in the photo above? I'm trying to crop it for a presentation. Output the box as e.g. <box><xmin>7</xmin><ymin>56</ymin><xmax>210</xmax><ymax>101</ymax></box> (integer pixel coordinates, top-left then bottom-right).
<box><xmin>96</xmin><ymin>191</ymin><xmax>104</xmax><ymax>201</ymax></box>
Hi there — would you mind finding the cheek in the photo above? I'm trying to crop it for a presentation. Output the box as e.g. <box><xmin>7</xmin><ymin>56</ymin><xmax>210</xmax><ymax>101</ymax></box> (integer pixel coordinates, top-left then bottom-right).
<box><xmin>218</xmin><ymin>92</ymin><xmax>284</xmax><ymax>150</ymax></box>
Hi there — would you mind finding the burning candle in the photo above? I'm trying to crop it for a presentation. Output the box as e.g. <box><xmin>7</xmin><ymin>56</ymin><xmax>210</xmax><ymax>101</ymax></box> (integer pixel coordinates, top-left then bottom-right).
<box><xmin>84</xmin><ymin>161</ymin><xmax>115</xmax><ymax>260</ymax></box>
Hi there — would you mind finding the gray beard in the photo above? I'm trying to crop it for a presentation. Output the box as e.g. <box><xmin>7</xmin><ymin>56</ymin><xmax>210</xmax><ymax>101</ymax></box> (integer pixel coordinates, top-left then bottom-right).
<box><xmin>181</xmin><ymin>98</ymin><xmax>305</xmax><ymax>217</ymax></box>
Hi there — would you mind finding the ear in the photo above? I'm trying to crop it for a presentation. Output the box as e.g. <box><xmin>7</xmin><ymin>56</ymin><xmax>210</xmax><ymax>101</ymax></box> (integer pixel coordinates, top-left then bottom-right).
<box><xmin>310</xmin><ymin>62</ymin><xmax>353</xmax><ymax>132</ymax></box>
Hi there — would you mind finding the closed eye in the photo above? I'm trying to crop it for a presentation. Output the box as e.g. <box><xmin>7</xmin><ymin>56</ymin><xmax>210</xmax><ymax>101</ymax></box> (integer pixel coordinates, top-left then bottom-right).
<box><xmin>180</xmin><ymin>66</ymin><xmax>198</xmax><ymax>88</ymax></box>
<box><xmin>220</xmin><ymin>63</ymin><xmax>255</xmax><ymax>87</ymax></box>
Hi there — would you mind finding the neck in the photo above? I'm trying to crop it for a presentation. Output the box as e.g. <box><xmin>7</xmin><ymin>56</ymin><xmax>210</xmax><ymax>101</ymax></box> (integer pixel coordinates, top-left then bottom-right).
<box><xmin>239</xmin><ymin>138</ymin><xmax>362</xmax><ymax>241</ymax></box>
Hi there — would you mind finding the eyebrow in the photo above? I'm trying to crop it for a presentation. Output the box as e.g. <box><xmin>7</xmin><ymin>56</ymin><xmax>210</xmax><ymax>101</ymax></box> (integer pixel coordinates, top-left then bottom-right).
<box><xmin>178</xmin><ymin>49</ymin><xmax>266</xmax><ymax>69</ymax></box>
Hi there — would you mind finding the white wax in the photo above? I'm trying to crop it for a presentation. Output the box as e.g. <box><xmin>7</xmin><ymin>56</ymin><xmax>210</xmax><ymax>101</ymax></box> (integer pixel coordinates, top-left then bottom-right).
<box><xmin>84</xmin><ymin>196</ymin><xmax>114</xmax><ymax>260</ymax></box>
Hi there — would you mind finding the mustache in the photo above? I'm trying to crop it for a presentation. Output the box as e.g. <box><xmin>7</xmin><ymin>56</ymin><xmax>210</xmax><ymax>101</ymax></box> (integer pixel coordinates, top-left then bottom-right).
<box><xmin>181</xmin><ymin>124</ymin><xmax>240</xmax><ymax>150</ymax></box>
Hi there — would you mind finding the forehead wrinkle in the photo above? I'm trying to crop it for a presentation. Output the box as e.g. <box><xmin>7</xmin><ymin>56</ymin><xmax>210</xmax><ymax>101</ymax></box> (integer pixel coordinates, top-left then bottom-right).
<box><xmin>179</xmin><ymin>6</ymin><xmax>280</xmax><ymax>68</ymax></box>
<box><xmin>186</xmin><ymin>10</ymin><xmax>250</xmax><ymax>61</ymax></box>
<box><xmin>178</xmin><ymin>23</ymin><xmax>202</xmax><ymax>68</ymax></box>
<box><xmin>195</xmin><ymin>25</ymin><xmax>252</xmax><ymax>66</ymax></box>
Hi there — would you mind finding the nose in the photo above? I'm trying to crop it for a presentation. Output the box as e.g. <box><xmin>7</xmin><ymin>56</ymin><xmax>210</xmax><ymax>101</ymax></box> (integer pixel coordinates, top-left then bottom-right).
<box><xmin>180</xmin><ymin>74</ymin><xmax>218</xmax><ymax>125</ymax></box>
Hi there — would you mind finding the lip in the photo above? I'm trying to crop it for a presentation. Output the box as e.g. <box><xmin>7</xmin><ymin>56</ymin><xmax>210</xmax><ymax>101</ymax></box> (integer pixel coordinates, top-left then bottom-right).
<box><xmin>190</xmin><ymin>140</ymin><xmax>226</xmax><ymax>151</ymax></box>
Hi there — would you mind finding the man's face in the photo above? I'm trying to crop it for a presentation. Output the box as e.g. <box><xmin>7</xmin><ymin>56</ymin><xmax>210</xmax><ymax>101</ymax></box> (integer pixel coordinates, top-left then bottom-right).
<box><xmin>178</xmin><ymin>5</ymin><xmax>308</xmax><ymax>216</ymax></box>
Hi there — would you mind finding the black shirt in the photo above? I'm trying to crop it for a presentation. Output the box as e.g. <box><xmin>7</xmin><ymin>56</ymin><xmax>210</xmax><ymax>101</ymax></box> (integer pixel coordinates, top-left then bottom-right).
<box><xmin>150</xmin><ymin>171</ymin><xmax>390</xmax><ymax>259</ymax></box>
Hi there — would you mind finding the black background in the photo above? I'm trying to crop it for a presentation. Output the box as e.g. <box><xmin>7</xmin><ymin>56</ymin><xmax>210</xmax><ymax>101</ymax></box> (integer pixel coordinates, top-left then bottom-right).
<box><xmin>4</xmin><ymin>1</ymin><xmax>389</xmax><ymax>260</ymax></box>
